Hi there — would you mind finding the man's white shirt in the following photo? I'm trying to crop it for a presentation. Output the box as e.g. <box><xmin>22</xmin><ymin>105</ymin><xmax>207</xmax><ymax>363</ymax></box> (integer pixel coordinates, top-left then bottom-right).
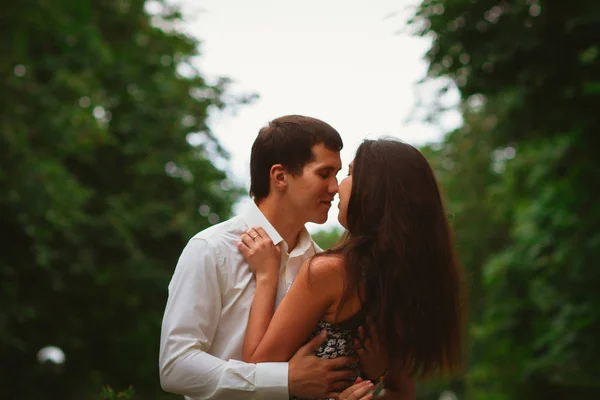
<box><xmin>159</xmin><ymin>201</ymin><xmax>321</xmax><ymax>399</ymax></box>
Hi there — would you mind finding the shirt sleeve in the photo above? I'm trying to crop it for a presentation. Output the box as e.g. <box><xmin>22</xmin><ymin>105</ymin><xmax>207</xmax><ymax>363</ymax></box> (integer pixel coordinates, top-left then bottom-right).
<box><xmin>159</xmin><ymin>237</ymin><xmax>289</xmax><ymax>400</ymax></box>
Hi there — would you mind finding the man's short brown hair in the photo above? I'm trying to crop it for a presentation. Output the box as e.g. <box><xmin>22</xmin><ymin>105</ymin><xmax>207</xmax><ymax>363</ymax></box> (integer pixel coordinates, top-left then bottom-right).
<box><xmin>249</xmin><ymin>115</ymin><xmax>343</xmax><ymax>200</ymax></box>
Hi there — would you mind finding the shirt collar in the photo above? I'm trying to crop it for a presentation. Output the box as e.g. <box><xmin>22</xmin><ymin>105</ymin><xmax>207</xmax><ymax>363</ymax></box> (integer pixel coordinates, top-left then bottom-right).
<box><xmin>289</xmin><ymin>227</ymin><xmax>314</xmax><ymax>257</ymax></box>
<box><xmin>241</xmin><ymin>200</ymin><xmax>316</xmax><ymax>255</ymax></box>
<box><xmin>241</xmin><ymin>200</ymin><xmax>284</xmax><ymax>246</ymax></box>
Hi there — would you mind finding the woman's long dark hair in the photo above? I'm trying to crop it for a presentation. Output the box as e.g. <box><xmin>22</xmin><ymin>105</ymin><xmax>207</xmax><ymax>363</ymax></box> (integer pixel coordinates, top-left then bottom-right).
<box><xmin>324</xmin><ymin>138</ymin><xmax>466</xmax><ymax>378</ymax></box>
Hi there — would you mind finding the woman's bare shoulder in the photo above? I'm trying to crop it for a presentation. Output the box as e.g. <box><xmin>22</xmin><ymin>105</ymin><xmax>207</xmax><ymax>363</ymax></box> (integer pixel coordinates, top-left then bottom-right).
<box><xmin>303</xmin><ymin>253</ymin><xmax>345</xmax><ymax>276</ymax></box>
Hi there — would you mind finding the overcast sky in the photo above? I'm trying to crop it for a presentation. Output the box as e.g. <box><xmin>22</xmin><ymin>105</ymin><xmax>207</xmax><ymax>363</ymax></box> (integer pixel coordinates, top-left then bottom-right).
<box><xmin>174</xmin><ymin>0</ymin><xmax>461</xmax><ymax>231</ymax></box>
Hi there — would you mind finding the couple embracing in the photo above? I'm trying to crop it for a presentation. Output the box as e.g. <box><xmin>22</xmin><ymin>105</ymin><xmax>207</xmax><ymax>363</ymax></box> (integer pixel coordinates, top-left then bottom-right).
<box><xmin>160</xmin><ymin>115</ymin><xmax>466</xmax><ymax>400</ymax></box>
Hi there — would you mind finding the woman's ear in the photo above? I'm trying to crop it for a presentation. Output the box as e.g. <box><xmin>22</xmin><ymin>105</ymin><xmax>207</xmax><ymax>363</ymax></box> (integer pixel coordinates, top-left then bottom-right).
<box><xmin>270</xmin><ymin>164</ymin><xmax>287</xmax><ymax>191</ymax></box>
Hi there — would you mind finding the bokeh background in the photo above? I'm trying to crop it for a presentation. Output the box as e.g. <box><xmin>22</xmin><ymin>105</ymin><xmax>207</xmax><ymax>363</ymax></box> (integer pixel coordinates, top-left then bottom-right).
<box><xmin>2</xmin><ymin>0</ymin><xmax>600</xmax><ymax>399</ymax></box>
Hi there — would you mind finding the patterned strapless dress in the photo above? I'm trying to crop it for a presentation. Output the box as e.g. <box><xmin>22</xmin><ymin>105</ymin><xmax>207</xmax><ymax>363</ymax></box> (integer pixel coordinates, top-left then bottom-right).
<box><xmin>290</xmin><ymin>308</ymin><xmax>367</xmax><ymax>400</ymax></box>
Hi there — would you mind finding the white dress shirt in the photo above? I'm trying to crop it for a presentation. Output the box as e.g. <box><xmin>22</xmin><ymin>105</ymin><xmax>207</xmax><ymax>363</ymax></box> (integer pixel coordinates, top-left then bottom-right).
<box><xmin>160</xmin><ymin>201</ymin><xmax>320</xmax><ymax>400</ymax></box>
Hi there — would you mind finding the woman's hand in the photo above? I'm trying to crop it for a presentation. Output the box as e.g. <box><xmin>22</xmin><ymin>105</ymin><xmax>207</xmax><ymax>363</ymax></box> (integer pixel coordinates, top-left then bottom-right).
<box><xmin>339</xmin><ymin>377</ymin><xmax>375</xmax><ymax>400</ymax></box>
<box><xmin>354</xmin><ymin>317</ymin><xmax>388</xmax><ymax>381</ymax></box>
<box><xmin>237</xmin><ymin>226</ymin><xmax>280</xmax><ymax>281</ymax></box>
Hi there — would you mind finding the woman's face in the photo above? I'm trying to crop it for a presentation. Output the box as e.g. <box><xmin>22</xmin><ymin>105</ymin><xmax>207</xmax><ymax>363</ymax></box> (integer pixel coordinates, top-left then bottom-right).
<box><xmin>337</xmin><ymin>161</ymin><xmax>353</xmax><ymax>229</ymax></box>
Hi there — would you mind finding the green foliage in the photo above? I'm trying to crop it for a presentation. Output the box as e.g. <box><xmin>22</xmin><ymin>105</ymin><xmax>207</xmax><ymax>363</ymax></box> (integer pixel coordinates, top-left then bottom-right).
<box><xmin>412</xmin><ymin>0</ymin><xmax>600</xmax><ymax>398</ymax></box>
<box><xmin>312</xmin><ymin>227</ymin><xmax>344</xmax><ymax>250</ymax></box>
<box><xmin>0</xmin><ymin>0</ymin><xmax>247</xmax><ymax>398</ymax></box>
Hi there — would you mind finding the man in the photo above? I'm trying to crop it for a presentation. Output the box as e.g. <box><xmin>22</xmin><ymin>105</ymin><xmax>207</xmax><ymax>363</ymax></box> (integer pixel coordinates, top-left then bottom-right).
<box><xmin>160</xmin><ymin>115</ymin><xmax>358</xmax><ymax>399</ymax></box>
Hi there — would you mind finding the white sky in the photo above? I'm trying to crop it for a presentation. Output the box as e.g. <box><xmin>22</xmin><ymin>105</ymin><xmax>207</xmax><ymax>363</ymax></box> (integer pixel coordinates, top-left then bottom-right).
<box><xmin>175</xmin><ymin>0</ymin><xmax>461</xmax><ymax>232</ymax></box>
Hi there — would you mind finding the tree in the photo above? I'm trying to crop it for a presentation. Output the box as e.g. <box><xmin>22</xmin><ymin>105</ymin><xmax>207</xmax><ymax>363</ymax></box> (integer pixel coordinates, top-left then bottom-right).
<box><xmin>412</xmin><ymin>0</ymin><xmax>600</xmax><ymax>398</ymax></box>
<box><xmin>0</xmin><ymin>0</ymin><xmax>247</xmax><ymax>397</ymax></box>
<box><xmin>312</xmin><ymin>226</ymin><xmax>344</xmax><ymax>250</ymax></box>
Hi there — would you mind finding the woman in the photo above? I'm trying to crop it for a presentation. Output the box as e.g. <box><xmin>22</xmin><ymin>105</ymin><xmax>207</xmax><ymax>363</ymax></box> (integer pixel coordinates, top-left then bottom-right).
<box><xmin>238</xmin><ymin>139</ymin><xmax>467</xmax><ymax>399</ymax></box>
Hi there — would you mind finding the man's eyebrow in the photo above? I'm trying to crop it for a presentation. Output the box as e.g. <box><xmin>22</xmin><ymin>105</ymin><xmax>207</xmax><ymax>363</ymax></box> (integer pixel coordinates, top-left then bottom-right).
<box><xmin>317</xmin><ymin>166</ymin><xmax>340</xmax><ymax>172</ymax></box>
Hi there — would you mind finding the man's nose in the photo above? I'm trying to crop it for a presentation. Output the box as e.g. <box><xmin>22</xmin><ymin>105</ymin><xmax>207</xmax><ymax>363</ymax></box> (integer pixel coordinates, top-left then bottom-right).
<box><xmin>329</xmin><ymin>178</ymin><xmax>339</xmax><ymax>195</ymax></box>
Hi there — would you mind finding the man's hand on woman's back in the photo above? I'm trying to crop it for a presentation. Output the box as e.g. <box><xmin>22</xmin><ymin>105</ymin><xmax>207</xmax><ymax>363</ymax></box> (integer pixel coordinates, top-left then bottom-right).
<box><xmin>289</xmin><ymin>330</ymin><xmax>359</xmax><ymax>399</ymax></box>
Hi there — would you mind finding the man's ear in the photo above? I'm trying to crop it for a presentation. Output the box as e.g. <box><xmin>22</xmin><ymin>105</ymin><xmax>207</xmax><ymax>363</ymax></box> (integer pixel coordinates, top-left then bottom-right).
<box><xmin>270</xmin><ymin>164</ymin><xmax>287</xmax><ymax>191</ymax></box>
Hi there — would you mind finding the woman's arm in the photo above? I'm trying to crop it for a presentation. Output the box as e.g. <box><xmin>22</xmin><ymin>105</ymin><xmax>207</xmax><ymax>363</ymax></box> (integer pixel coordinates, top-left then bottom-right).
<box><xmin>237</xmin><ymin>227</ymin><xmax>343</xmax><ymax>363</ymax></box>
<box><xmin>339</xmin><ymin>367</ymin><xmax>415</xmax><ymax>400</ymax></box>
<box><xmin>243</xmin><ymin>272</ymin><xmax>279</xmax><ymax>362</ymax></box>
<box><xmin>338</xmin><ymin>362</ymin><xmax>415</xmax><ymax>400</ymax></box>
<box><xmin>374</xmin><ymin>365</ymin><xmax>415</xmax><ymax>400</ymax></box>
<box><xmin>244</xmin><ymin>255</ymin><xmax>340</xmax><ymax>363</ymax></box>
<box><xmin>237</xmin><ymin>227</ymin><xmax>283</xmax><ymax>361</ymax></box>
<box><xmin>354</xmin><ymin>319</ymin><xmax>389</xmax><ymax>382</ymax></box>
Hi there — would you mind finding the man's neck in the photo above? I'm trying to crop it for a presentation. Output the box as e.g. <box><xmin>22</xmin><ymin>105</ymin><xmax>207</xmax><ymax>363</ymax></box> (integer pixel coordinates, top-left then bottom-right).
<box><xmin>256</xmin><ymin>197</ymin><xmax>304</xmax><ymax>251</ymax></box>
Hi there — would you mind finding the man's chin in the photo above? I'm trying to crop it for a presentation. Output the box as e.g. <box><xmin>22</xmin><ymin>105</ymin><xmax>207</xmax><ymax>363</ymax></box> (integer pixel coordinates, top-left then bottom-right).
<box><xmin>309</xmin><ymin>214</ymin><xmax>328</xmax><ymax>225</ymax></box>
